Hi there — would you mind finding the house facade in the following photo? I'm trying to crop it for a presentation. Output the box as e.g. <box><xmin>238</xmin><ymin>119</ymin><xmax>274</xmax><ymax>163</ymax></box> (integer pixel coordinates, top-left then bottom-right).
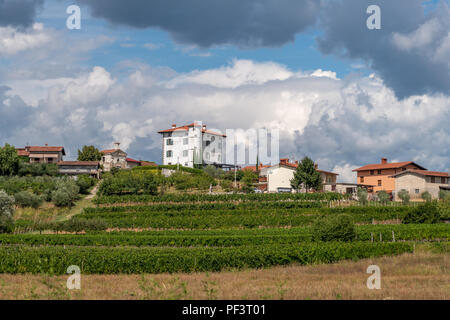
<box><xmin>158</xmin><ymin>121</ymin><xmax>226</xmax><ymax>168</ymax></box>
<box><xmin>391</xmin><ymin>170</ymin><xmax>449</xmax><ymax>200</ymax></box>
<box><xmin>16</xmin><ymin>145</ymin><xmax>65</xmax><ymax>164</ymax></box>
<box><xmin>352</xmin><ymin>158</ymin><xmax>426</xmax><ymax>193</ymax></box>
<box><xmin>100</xmin><ymin>142</ymin><xmax>141</xmax><ymax>171</ymax></box>
<box><xmin>259</xmin><ymin>158</ymin><xmax>339</xmax><ymax>193</ymax></box>
<box><xmin>57</xmin><ymin>161</ymin><xmax>100</xmax><ymax>178</ymax></box>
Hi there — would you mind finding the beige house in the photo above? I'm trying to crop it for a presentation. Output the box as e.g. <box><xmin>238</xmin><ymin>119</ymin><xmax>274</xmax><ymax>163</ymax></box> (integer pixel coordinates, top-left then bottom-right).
<box><xmin>100</xmin><ymin>142</ymin><xmax>142</xmax><ymax>171</ymax></box>
<box><xmin>16</xmin><ymin>145</ymin><xmax>65</xmax><ymax>164</ymax></box>
<box><xmin>259</xmin><ymin>158</ymin><xmax>338</xmax><ymax>193</ymax></box>
<box><xmin>391</xmin><ymin>170</ymin><xmax>449</xmax><ymax>200</ymax></box>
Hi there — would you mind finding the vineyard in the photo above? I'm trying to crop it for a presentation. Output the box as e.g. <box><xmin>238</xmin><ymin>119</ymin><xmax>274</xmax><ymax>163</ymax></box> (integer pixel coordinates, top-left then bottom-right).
<box><xmin>1</xmin><ymin>190</ymin><xmax>448</xmax><ymax>276</ymax></box>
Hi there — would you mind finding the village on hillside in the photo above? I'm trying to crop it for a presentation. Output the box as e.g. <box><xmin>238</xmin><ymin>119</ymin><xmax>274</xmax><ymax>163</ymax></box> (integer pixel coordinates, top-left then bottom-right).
<box><xmin>7</xmin><ymin>120</ymin><xmax>449</xmax><ymax>202</ymax></box>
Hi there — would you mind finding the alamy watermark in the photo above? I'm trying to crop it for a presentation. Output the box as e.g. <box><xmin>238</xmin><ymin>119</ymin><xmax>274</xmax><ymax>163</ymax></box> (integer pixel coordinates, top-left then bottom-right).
<box><xmin>66</xmin><ymin>5</ymin><xmax>81</xmax><ymax>30</ymax></box>
<box><xmin>366</xmin><ymin>5</ymin><xmax>381</xmax><ymax>30</ymax></box>
<box><xmin>66</xmin><ymin>265</ymin><xmax>81</xmax><ymax>290</ymax></box>
<box><xmin>366</xmin><ymin>265</ymin><xmax>381</xmax><ymax>290</ymax></box>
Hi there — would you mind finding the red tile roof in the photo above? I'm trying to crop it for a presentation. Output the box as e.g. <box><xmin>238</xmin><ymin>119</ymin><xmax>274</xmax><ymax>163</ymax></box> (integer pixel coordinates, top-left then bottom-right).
<box><xmin>16</xmin><ymin>148</ymin><xmax>30</xmax><ymax>156</ymax></box>
<box><xmin>158</xmin><ymin>123</ymin><xmax>226</xmax><ymax>137</ymax></box>
<box><xmin>266</xmin><ymin>161</ymin><xmax>339</xmax><ymax>176</ymax></box>
<box><xmin>353</xmin><ymin>161</ymin><xmax>426</xmax><ymax>171</ymax></box>
<box><xmin>242</xmin><ymin>164</ymin><xmax>271</xmax><ymax>172</ymax></box>
<box><xmin>101</xmin><ymin>149</ymin><xmax>122</xmax><ymax>154</ymax></box>
<box><xmin>391</xmin><ymin>170</ymin><xmax>449</xmax><ymax>178</ymax></box>
<box><xmin>57</xmin><ymin>161</ymin><xmax>99</xmax><ymax>166</ymax></box>
<box><xmin>16</xmin><ymin>146</ymin><xmax>65</xmax><ymax>156</ymax></box>
<box><xmin>126</xmin><ymin>158</ymin><xmax>141</xmax><ymax>164</ymax></box>
<box><xmin>140</xmin><ymin>161</ymin><xmax>158</xmax><ymax>166</ymax></box>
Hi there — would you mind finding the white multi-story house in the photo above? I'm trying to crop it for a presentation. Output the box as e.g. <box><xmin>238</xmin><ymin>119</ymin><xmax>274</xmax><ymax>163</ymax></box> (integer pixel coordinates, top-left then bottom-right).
<box><xmin>158</xmin><ymin>121</ymin><xmax>226</xmax><ymax>168</ymax></box>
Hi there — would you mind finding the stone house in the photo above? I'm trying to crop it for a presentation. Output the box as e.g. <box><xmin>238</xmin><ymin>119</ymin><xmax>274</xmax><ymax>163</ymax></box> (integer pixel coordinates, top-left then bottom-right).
<box><xmin>391</xmin><ymin>170</ymin><xmax>449</xmax><ymax>200</ymax></box>
<box><xmin>100</xmin><ymin>142</ymin><xmax>141</xmax><ymax>171</ymax></box>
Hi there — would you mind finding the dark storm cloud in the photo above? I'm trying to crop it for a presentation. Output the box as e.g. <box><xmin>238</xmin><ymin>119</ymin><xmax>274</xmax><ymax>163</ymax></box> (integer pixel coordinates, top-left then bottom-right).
<box><xmin>317</xmin><ymin>0</ymin><xmax>450</xmax><ymax>98</ymax></box>
<box><xmin>77</xmin><ymin>0</ymin><xmax>319</xmax><ymax>47</ymax></box>
<box><xmin>0</xmin><ymin>0</ymin><xmax>43</xmax><ymax>27</ymax></box>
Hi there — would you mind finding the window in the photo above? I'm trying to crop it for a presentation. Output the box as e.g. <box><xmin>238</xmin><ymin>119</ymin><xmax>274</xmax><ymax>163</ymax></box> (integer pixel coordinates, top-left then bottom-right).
<box><xmin>415</xmin><ymin>189</ymin><xmax>420</xmax><ymax>194</ymax></box>
<box><xmin>402</xmin><ymin>168</ymin><xmax>406</xmax><ymax>171</ymax></box>
<box><xmin>166</xmin><ymin>139</ymin><xmax>173</xmax><ymax>146</ymax></box>
<box><xmin>360</xmin><ymin>176</ymin><xmax>364</xmax><ymax>183</ymax></box>
<box><xmin>370</xmin><ymin>170</ymin><xmax>374</xmax><ymax>175</ymax></box>
<box><xmin>378</xmin><ymin>180</ymin><xmax>382</xmax><ymax>186</ymax></box>
<box><xmin>166</xmin><ymin>150</ymin><xmax>172</xmax><ymax>158</ymax></box>
<box><xmin>431</xmin><ymin>177</ymin><xmax>435</xmax><ymax>183</ymax></box>
<box><xmin>47</xmin><ymin>158</ymin><xmax>53</xmax><ymax>163</ymax></box>
<box><xmin>205</xmin><ymin>141</ymin><xmax>210</xmax><ymax>147</ymax></box>
<box><xmin>102</xmin><ymin>157</ymin><xmax>105</xmax><ymax>162</ymax></box>
<box><xmin>442</xmin><ymin>177</ymin><xmax>446</xmax><ymax>184</ymax></box>
<box><xmin>377</xmin><ymin>170</ymin><xmax>382</xmax><ymax>174</ymax></box>
<box><xmin>183</xmin><ymin>150</ymin><xmax>188</xmax><ymax>157</ymax></box>
<box><xmin>183</xmin><ymin>138</ymin><xmax>188</xmax><ymax>145</ymax></box>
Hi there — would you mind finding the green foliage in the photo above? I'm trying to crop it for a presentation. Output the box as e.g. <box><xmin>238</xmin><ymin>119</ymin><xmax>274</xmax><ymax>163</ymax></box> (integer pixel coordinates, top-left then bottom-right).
<box><xmin>223</xmin><ymin>169</ymin><xmax>243</xmax><ymax>181</ymax></box>
<box><xmin>357</xmin><ymin>187</ymin><xmax>368</xmax><ymax>205</ymax></box>
<box><xmin>77</xmin><ymin>145</ymin><xmax>103</xmax><ymax>161</ymax></box>
<box><xmin>398</xmin><ymin>189</ymin><xmax>410</xmax><ymax>204</ymax></box>
<box><xmin>13</xmin><ymin>191</ymin><xmax>43</xmax><ymax>209</ymax></box>
<box><xmin>51</xmin><ymin>179</ymin><xmax>80</xmax><ymax>207</ymax></box>
<box><xmin>0</xmin><ymin>143</ymin><xmax>19</xmax><ymax>176</ymax></box>
<box><xmin>0</xmin><ymin>242</ymin><xmax>413</xmax><ymax>274</ymax></box>
<box><xmin>290</xmin><ymin>156</ymin><xmax>322</xmax><ymax>192</ymax></box>
<box><xmin>99</xmin><ymin>171</ymin><xmax>158</xmax><ymax>196</ymax></box>
<box><xmin>241</xmin><ymin>170</ymin><xmax>258</xmax><ymax>193</ymax></box>
<box><xmin>377</xmin><ymin>190</ymin><xmax>390</xmax><ymax>205</ymax></box>
<box><xmin>17</xmin><ymin>162</ymin><xmax>59</xmax><ymax>177</ymax></box>
<box><xmin>76</xmin><ymin>175</ymin><xmax>95</xmax><ymax>194</ymax></box>
<box><xmin>203</xmin><ymin>165</ymin><xmax>223</xmax><ymax>179</ymax></box>
<box><xmin>403</xmin><ymin>202</ymin><xmax>441</xmax><ymax>224</ymax></box>
<box><xmin>31</xmin><ymin>218</ymin><xmax>108</xmax><ymax>233</ymax></box>
<box><xmin>439</xmin><ymin>189</ymin><xmax>450</xmax><ymax>200</ymax></box>
<box><xmin>0</xmin><ymin>190</ymin><xmax>15</xmax><ymax>233</ymax></box>
<box><xmin>421</xmin><ymin>191</ymin><xmax>432</xmax><ymax>202</ymax></box>
<box><xmin>312</xmin><ymin>214</ymin><xmax>356</xmax><ymax>242</ymax></box>
<box><xmin>220</xmin><ymin>179</ymin><xmax>233</xmax><ymax>192</ymax></box>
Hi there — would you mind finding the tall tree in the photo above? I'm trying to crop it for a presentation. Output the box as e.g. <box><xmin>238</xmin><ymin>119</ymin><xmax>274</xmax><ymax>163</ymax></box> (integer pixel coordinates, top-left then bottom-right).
<box><xmin>0</xmin><ymin>143</ymin><xmax>19</xmax><ymax>176</ymax></box>
<box><xmin>290</xmin><ymin>156</ymin><xmax>322</xmax><ymax>192</ymax></box>
<box><xmin>77</xmin><ymin>145</ymin><xmax>102</xmax><ymax>161</ymax></box>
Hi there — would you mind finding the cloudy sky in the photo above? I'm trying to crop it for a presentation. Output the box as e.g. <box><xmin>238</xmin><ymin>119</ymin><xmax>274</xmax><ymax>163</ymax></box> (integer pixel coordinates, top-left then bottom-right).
<box><xmin>0</xmin><ymin>0</ymin><xmax>448</xmax><ymax>182</ymax></box>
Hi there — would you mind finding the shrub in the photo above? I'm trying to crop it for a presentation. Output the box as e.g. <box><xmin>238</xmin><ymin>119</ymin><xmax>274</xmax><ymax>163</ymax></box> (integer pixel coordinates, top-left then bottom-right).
<box><xmin>14</xmin><ymin>191</ymin><xmax>43</xmax><ymax>209</ymax></box>
<box><xmin>220</xmin><ymin>179</ymin><xmax>233</xmax><ymax>192</ymax></box>
<box><xmin>439</xmin><ymin>190</ymin><xmax>450</xmax><ymax>201</ymax></box>
<box><xmin>357</xmin><ymin>187</ymin><xmax>368</xmax><ymax>205</ymax></box>
<box><xmin>51</xmin><ymin>179</ymin><xmax>80</xmax><ymax>207</ymax></box>
<box><xmin>312</xmin><ymin>214</ymin><xmax>356</xmax><ymax>242</ymax></box>
<box><xmin>377</xmin><ymin>190</ymin><xmax>390</xmax><ymax>205</ymax></box>
<box><xmin>76</xmin><ymin>175</ymin><xmax>95</xmax><ymax>194</ymax></box>
<box><xmin>403</xmin><ymin>202</ymin><xmax>441</xmax><ymax>224</ymax></box>
<box><xmin>398</xmin><ymin>190</ymin><xmax>410</xmax><ymax>205</ymax></box>
<box><xmin>0</xmin><ymin>190</ymin><xmax>15</xmax><ymax>233</ymax></box>
<box><xmin>421</xmin><ymin>191</ymin><xmax>432</xmax><ymax>203</ymax></box>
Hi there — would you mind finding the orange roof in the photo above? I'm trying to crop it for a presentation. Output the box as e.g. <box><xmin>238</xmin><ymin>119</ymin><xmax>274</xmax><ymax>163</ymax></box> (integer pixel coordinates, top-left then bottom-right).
<box><xmin>57</xmin><ymin>161</ymin><xmax>99</xmax><ymax>166</ymax></box>
<box><xmin>158</xmin><ymin>123</ymin><xmax>226</xmax><ymax>137</ymax></box>
<box><xmin>16</xmin><ymin>148</ymin><xmax>30</xmax><ymax>156</ymax></box>
<box><xmin>242</xmin><ymin>164</ymin><xmax>271</xmax><ymax>172</ymax></box>
<box><xmin>391</xmin><ymin>170</ymin><xmax>449</xmax><ymax>178</ymax></box>
<box><xmin>353</xmin><ymin>161</ymin><xmax>426</xmax><ymax>171</ymax></box>
<box><xmin>101</xmin><ymin>149</ymin><xmax>121</xmax><ymax>154</ymax></box>
<box><xmin>141</xmin><ymin>161</ymin><xmax>158</xmax><ymax>167</ymax></box>
<box><xmin>126</xmin><ymin>158</ymin><xmax>140</xmax><ymax>163</ymax></box>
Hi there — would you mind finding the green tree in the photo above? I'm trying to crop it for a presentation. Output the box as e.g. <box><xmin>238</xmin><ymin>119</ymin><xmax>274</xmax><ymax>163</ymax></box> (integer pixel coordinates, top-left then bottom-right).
<box><xmin>0</xmin><ymin>190</ymin><xmax>15</xmax><ymax>233</ymax></box>
<box><xmin>421</xmin><ymin>191</ymin><xmax>432</xmax><ymax>202</ymax></box>
<box><xmin>357</xmin><ymin>187</ymin><xmax>368</xmax><ymax>205</ymax></box>
<box><xmin>403</xmin><ymin>202</ymin><xmax>440</xmax><ymax>224</ymax></box>
<box><xmin>0</xmin><ymin>143</ymin><xmax>19</xmax><ymax>176</ymax></box>
<box><xmin>398</xmin><ymin>189</ymin><xmax>410</xmax><ymax>205</ymax></box>
<box><xmin>312</xmin><ymin>214</ymin><xmax>356</xmax><ymax>242</ymax></box>
<box><xmin>241</xmin><ymin>170</ymin><xmax>258</xmax><ymax>193</ymax></box>
<box><xmin>377</xmin><ymin>190</ymin><xmax>390</xmax><ymax>205</ymax></box>
<box><xmin>77</xmin><ymin>145</ymin><xmax>102</xmax><ymax>161</ymax></box>
<box><xmin>290</xmin><ymin>157</ymin><xmax>322</xmax><ymax>192</ymax></box>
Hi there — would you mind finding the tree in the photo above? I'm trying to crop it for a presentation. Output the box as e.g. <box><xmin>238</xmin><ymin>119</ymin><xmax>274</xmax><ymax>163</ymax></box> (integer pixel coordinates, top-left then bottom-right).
<box><xmin>421</xmin><ymin>191</ymin><xmax>432</xmax><ymax>202</ymax></box>
<box><xmin>0</xmin><ymin>143</ymin><xmax>19</xmax><ymax>176</ymax></box>
<box><xmin>0</xmin><ymin>190</ymin><xmax>15</xmax><ymax>233</ymax></box>
<box><xmin>377</xmin><ymin>190</ymin><xmax>390</xmax><ymax>205</ymax></box>
<box><xmin>398</xmin><ymin>189</ymin><xmax>410</xmax><ymax>205</ymax></box>
<box><xmin>290</xmin><ymin>157</ymin><xmax>321</xmax><ymax>192</ymax></box>
<box><xmin>403</xmin><ymin>202</ymin><xmax>440</xmax><ymax>224</ymax></box>
<box><xmin>241</xmin><ymin>170</ymin><xmax>258</xmax><ymax>193</ymax></box>
<box><xmin>357</xmin><ymin>187</ymin><xmax>368</xmax><ymax>205</ymax></box>
<box><xmin>77</xmin><ymin>145</ymin><xmax>102</xmax><ymax>162</ymax></box>
<box><xmin>312</xmin><ymin>214</ymin><xmax>356</xmax><ymax>242</ymax></box>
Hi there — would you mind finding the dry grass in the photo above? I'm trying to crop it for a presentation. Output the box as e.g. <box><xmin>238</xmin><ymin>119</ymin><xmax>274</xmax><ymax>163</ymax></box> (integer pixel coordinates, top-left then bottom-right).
<box><xmin>0</xmin><ymin>250</ymin><xmax>448</xmax><ymax>300</ymax></box>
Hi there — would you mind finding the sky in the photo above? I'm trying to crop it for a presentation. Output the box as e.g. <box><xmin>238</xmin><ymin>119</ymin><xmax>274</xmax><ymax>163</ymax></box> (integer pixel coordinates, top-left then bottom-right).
<box><xmin>0</xmin><ymin>0</ymin><xmax>449</xmax><ymax>182</ymax></box>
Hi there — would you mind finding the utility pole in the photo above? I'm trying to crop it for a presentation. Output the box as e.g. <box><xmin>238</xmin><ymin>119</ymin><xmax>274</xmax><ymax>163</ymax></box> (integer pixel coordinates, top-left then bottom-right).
<box><xmin>234</xmin><ymin>164</ymin><xmax>237</xmax><ymax>188</ymax></box>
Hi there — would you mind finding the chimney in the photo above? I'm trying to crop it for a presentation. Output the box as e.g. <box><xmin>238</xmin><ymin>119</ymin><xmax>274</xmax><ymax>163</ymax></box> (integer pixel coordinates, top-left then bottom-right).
<box><xmin>295</xmin><ymin>160</ymin><xmax>298</xmax><ymax>165</ymax></box>
<box><xmin>280</xmin><ymin>158</ymin><xmax>288</xmax><ymax>165</ymax></box>
<box><xmin>314</xmin><ymin>163</ymin><xmax>318</xmax><ymax>170</ymax></box>
<box><xmin>381</xmin><ymin>158</ymin><xmax>388</xmax><ymax>164</ymax></box>
<box><xmin>172</xmin><ymin>124</ymin><xmax>177</xmax><ymax>128</ymax></box>
<box><xmin>45</xmin><ymin>143</ymin><xmax>48</xmax><ymax>147</ymax></box>
<box><xmin>114</xmin><ymin>142</ymin><xmax>120</xmax><ymax>150</ymax></box>
<box><xmin>202</xmin><ymin>124</ymin><xmax>207</xmax><ymax>129</ymax></box>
